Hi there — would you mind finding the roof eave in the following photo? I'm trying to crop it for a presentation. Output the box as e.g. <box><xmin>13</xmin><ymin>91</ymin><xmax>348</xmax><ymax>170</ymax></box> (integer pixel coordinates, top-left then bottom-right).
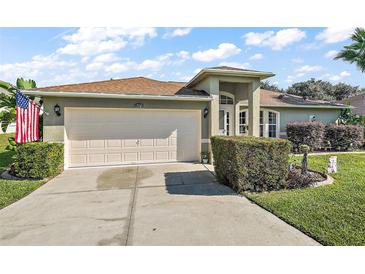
<box><xmin>186</xmin><ymin>69</ymin><xmax>275</xmax><ymax>87</ymax></box>
<box><xmin>22</xmin><ymin>90</ymin><xmax>213</xmax><ymax>102</ymax></box>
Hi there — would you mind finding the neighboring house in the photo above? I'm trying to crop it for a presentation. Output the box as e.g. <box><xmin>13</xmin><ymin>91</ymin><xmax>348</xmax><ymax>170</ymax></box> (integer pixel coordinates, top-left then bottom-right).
<box><xmin>341</xmin><ymin>93</ymin><xmax>365</xmax><ymax>116</ymax></box>
<box><xmin>0</xmin><ymin>87</ymin><xmax>16</xmax><ymax>134</ymax></box>
<box><xmin>23</xmin><ymin>66</ymin><xmax>349</xmax><ymax>168</ymax></box>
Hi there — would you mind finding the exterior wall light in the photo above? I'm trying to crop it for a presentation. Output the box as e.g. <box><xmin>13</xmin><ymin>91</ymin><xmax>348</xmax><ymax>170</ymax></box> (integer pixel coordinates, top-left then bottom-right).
<box><xmin>203</xmin><ymin>107</ymin><xmax>209</xmax><ymax>118</ymax></box>
<box><xmin>54</xmin><ymin>104</ymin><xmax>61</xmax><ymax>116</ymax></box>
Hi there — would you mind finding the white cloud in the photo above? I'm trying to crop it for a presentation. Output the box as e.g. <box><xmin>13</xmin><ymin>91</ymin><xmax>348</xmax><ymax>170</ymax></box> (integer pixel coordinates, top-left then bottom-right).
<box><xmin>57</xmin><ymin>27</ymin><xmax>157</xmax><ymax>56</ymax></box>
<box><xmin>324</xmin><ymin>50</ymin><xmax>339</xmax><ymax>58</ymax></box>
<box><xmin>192</xmin><ymin>43</ymin><xmax>241</xmax><ymax>62</ymax></box>
<box><xmin>244</xmin><ymin>31</ymin><xmax>274</xmax><ymax>46</ymax></box>
<box><xmin>249</xmin><ymin>53</ymin><xmax>263</xmax><ymax>60</ymax></box>
<box><xmin>244</xmin><ymin>28</ymin><xmax>306</xmax><ymax>50</ymax></box>
<box><xmin>218</xmin><ymin>61</ymin><xmax>250</xmax><ymax>69</ymax></box>
<box><xmin>0</xmin><ymin>54</ymin><xmax>76</xmax><ymax>82</ymax></box>
<box><xmin>163</xmin><ymin>28</ymin><xmax>192</xmax><ymax>38</ymax></box>
<box><xmin>104</xmin><ymin>53</ymin><xmax>174</xmax><ymax>73</ymax></box>
<box><xmin>328</xmin><ymin>71</ymin><xmax>351</xmax><ymax>81</ymax></box>
<box><xmin>57</xmin><ymin>39</ymin><xmax>127</xmax><ymax>56</ymax></box>
<box><xmin>93</xmin><ymin>53</ymin><xmax>120</xmax><ymax>63</ymax></box>
<box><xmin>177</xmin><ymin>50</ymin><xmax>190</xmax><ymax>60</ymax></box>
<box><xmin>316</xmin><ymin>27</ymin><xmax>354</xmax><ymax>44</ymax></box>
<box><xmin>295</xmin><ymin>65</ymin><xmax>323</xmax><ymax>77</ymax></box>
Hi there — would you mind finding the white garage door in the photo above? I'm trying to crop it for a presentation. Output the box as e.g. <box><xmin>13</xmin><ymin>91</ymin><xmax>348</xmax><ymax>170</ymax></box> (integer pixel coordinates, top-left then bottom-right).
<box><xmin>65</xmin><ymin>108</ymin><xmax>200</xmax><ymax>168</ymax></box>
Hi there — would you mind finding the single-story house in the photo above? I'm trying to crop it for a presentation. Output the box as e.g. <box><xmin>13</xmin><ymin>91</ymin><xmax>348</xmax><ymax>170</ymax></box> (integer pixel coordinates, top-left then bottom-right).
<box><xmin>0</xmin><ymin>87</ymin><xmax>16</xmax><ymax>134</ymax></box>
<box><xmin>24</xmin><ymin>66</ymin><xmax>349</xmax><ymax>168</ymax></box>
<box><xmin>341</xmin><ymin>93</ymin><xmax>365</xmax><ymax>116</ymax></box>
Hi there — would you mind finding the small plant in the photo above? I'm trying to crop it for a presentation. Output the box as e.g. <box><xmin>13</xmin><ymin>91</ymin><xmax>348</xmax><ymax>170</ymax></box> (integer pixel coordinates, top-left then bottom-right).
<box><xmin>5</xmin><ymin>136</ymin><xmax>18</xmax><ymax>151</ymax></box>
<box><xmin>299</xmin><ymin>144</ymin><xmax>310</xmax><ymax>175</ymax></box>
<box><xmin>201</xmin><ymin>151</ymin><xmax>210</xmax><ymax>164</ymax></box>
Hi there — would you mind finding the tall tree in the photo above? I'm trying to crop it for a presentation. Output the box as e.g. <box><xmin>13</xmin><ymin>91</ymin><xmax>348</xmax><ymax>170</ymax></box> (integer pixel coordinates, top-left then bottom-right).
<box><xmin>335</xmin><ymin>27</ymin><xmax>365</xmax><ymax>72</ymax></box>
<box><xmin>0</xmin><ymin>78</ymin><xmax>37</xmax><ymax>133</ymax></box>
<box><xmin>287</xmin><ymin>78</ymin><xmax>333</xmax><ymax>100</ymax></box>
<box><xmin>260</xmin><ymin>80</ymin><xmax>284</xmax><ymax>92</ymax></box>
<box><xmin>330</xmin><ymin>82</ymin><xmax>360</xmax><ymax>100</ymax></box>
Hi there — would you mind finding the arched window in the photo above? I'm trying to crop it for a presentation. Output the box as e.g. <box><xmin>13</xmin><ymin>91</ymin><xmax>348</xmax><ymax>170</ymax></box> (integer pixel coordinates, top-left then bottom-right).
<box><xmin>219</xmin><ymin>94</ymin><xmax>234</xmax><ymax>104</ymax></box>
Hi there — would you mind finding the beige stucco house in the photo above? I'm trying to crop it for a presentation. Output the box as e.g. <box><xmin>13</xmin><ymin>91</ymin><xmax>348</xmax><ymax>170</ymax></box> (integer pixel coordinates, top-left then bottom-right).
<box><xmin>24</xmin><ymin>66</ymin><xmax>348</xmax><ymax>168</ymax></box>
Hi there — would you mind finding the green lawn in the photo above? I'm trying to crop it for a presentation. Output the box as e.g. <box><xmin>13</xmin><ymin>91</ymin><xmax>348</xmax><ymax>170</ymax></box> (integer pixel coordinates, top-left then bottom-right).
<box><xmin>0</xmin><ymin>134</ymin><xmax>45</xmax><ymax>210</ymax></box>
<box><xmin>246</xmin><ymin>153</ymin><xmax>365</xmax><ymax>246</ymax></box>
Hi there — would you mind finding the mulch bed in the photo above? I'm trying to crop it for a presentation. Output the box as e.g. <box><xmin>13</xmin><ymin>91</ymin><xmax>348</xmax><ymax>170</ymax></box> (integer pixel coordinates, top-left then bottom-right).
<box><xmin>287</xmin><ymin>167</ymin><xmax>326</xmax><ymax>189</ymax></box>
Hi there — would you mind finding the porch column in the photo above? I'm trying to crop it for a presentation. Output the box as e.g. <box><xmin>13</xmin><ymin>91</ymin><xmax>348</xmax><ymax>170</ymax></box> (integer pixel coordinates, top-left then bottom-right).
<box><xmin>208</xmin><ymin>78</ymin><xmax>220</xmax><ymax>137</ymax></box>
<box><xmin>248</xmin><ymin>80</ymin><xmax>261</xmax><ymax>136</ymax></box>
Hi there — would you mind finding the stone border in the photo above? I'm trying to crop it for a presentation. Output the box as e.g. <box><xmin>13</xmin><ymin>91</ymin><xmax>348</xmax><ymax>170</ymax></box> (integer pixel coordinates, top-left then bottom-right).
<box><xmin>311</xmin><ymin>173</ymin><xmax>334</xmax><ymax>187</ymax></box>
<box><xmin>304</xmin><ymin>168</ymin><xmax>334</xmax><ymax>188</ymax></box>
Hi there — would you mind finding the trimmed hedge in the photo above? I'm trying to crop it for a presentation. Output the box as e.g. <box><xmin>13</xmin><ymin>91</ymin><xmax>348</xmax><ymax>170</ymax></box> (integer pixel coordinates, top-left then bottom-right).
<box><xmin>287</xmin><ymin>121</ymin><xmax>325</xmax><ymax>150</ymax></box>
<box><xmin>15</xmin><ymin>142</ymin><xmax>64</xmax><ymax>179</ymax></box>
<box><xmin>211</xmin><ymin>136</ymin><xmax>291</xmax><ymax>192</ymax></box>
<box><xmin>325</xmin><ymin>124</ymin><xmax>364</xmax><ymax>150</ymax></box>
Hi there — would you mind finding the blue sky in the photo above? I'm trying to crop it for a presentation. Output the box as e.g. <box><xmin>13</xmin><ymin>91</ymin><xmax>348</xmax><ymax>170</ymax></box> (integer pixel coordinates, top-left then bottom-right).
<box><xmin>0</xmin><ymin>27</ymin><xmax>364</xmax><ymax>88</ymax></box>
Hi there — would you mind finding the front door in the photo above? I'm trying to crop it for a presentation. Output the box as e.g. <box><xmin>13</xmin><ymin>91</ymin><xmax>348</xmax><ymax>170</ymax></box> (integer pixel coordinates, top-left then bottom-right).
<box><xmin>219</xmin><ymin>107</ymin><xmax>233</xmax><ymax>136</ymax></box>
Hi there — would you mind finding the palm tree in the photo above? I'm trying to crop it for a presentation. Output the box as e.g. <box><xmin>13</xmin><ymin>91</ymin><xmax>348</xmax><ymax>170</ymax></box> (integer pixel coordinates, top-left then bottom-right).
<box><xmin>0</xmin><ymin>78</ymin><xmax>37</xmax><ymax>132</ymax></box>
<box><xmin>335</xmin><ymin>27</ymin><xmax>365</xmax><ymax>72</ymax></box>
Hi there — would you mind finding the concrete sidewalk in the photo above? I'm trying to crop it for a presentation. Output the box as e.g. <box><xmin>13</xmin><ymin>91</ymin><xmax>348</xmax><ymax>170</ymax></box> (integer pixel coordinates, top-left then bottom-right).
<box><xmin>0</xmin><ymin>163</ymin><xmax>319</xmax><ymax>246</ymax></box>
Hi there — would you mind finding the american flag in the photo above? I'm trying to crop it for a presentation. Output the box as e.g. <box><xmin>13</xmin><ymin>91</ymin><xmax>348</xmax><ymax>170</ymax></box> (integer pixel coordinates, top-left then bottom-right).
<box><xmin>15</xmin><ymin>91</ymin><xmax>41</xmax><ymax>144</ymax></box>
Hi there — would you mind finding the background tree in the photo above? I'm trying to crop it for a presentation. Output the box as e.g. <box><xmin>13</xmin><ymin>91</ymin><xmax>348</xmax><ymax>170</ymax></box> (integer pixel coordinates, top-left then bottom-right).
<box><xmin>330</xmin><ymin>82</ymin><xmax>360</xmax><ymax>100</ymax></box>
<box><xmin>0</xmin><ymin>78</ymin><xmax>37</xmax><ymax>133</ymax></box>
<box><xmin>335</xmin><ymin>27</ymin><xmax>365</xmax><ymax>72</ymax></box>
<box><xmin>260</xmin><ymin>80</ymin><xmax>284</xmax><ymax>92</ymax></box>
<box><xmin>286</xmin><ymin>78</ymin><xmax>362</xmax><ymax>100</ymax></box>
<box><xmin>287</xmin><ymin>78</ymin><xmax>333</xmax><ymax>100</ymax></box>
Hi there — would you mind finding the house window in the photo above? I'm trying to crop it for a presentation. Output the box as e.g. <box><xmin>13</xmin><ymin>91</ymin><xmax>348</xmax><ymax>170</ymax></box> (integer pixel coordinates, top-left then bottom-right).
<box><xmin>219</xmin><ymin>94</ymin><xmax>233</xmax><ymax>105</ymax></box>
<box><xmin>268</xmin><ymin>111</ymin><xmax>277</xmax><ymax>137</ymax></box>
<box><xmin>239</xmin><ymin>111</ymin><xmax>247</xmax><ymax>134</ymax></box>
<box><xmin>243</xmin><ymin>109</ymin><xmax>279</xmax><ymax>138</ymax></box>
<box><xmin>259</xmin><ymin>111</ymin><xmax>264</xmax><ymax>137</ymax></box>
<box><xmin>226</xmin><ymin>111</ymin><xmax>230</xmax><ymax>136</ymax></box>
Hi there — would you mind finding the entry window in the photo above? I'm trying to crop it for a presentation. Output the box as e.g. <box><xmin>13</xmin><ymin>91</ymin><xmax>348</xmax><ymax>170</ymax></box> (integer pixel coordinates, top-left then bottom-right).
<box><xmin>219</xmin><ymin>110</ymin><xmax>224</xmax><ymax>130</ymax></box>
<box><xmin>226</xmin><ymin>112</ymin><xmax>230</xmax><ymax>136</ymax></box>
<box><xmin>259</xmin><ymin>111</ymin><xmax>264</xmax><ymax>137</ymax></box>
<box><xmin>220</xmin><ymin>94</ymin><xmax>233</xmax><ymax>105</ymax></box>
<box><xmin>268</xmin><ymin>111</ymin><xmax>277</xmax><ymax>137</ymax></box>
<box><xmin>239</xmin><ymin>111</ymin><xmax>247</xmax><ymax>134</ymax></box>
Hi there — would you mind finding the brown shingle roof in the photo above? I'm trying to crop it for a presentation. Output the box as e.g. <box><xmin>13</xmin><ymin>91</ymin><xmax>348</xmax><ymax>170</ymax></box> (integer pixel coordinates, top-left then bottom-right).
<box><xmin>240</xmin><ymin>89</ymin><xmax>348</xmax><ymax>108</ymax></box>
<box><xmin>34</xmin><ymin>77</ymin><xmax>209</xmax><ymax>97</ymax></box>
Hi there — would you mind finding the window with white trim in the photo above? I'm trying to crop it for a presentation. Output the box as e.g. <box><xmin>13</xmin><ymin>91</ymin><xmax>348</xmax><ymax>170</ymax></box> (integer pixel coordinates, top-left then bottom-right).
<box><xmin>268</xmin><ymin>111</ymin><xmax>277</xmax><ymax>137</ymax></box>
<box><xmin>259</xmin><ymin>111</ymin><xmax>264</xmax><ymax>137</ymax></box>
<box><xmin>219</xmin><ymin>94</ymin><xmax>233</xmax><ymax>105</ymax></box>
<box><xmin>239</xmin><ymin>111</ymin><xmax>247</xmax><ymax>134</ymax></box>
<box><xmin>242</xmin><ymin>109</ymin><xmax>279</xmax><ymax>138</ymax></box>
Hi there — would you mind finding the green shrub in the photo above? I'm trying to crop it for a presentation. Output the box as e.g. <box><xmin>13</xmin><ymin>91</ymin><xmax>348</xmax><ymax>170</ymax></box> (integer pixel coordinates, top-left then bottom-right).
<box><xmin>287</xmin><ymin>121</ymin><xmax>325</xmax><ymax>150</ymax></box>
<box><xmin>211</xmin><ymin>136</ymin><xmax>291</xmax><ymax>192</ymax></box>
<box><xmin>325</xmin><ymin>124</ymin><xmax>364</xmax><ymax>150</ymax></box>
<box><xmin>15</xmin><ymin>142</ymin><xmax>64</xmax><ymax>179</ymax></box>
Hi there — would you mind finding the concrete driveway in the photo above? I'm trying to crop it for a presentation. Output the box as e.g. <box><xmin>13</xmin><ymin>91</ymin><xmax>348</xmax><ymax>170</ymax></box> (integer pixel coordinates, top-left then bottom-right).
<box><xmin>0</xmin><ymin>163</ymin><xmax>319</xmax><ymax>245</ymax></box>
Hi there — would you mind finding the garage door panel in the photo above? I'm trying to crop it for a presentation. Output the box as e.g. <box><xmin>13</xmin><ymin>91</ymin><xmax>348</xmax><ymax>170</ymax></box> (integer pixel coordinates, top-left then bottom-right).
<box><xmin>124</xmin><ymin>152</ymin><xmax>138</xmax><ymax>162</ymax></box>
<box><xmin>124</xmin><ymin>139</ymin><xmax>138</xmax><ymax>148</ymax></box>
<box><xmin>66</xmin><ymin>109</ymin><xmax>200</xmax><ymax>167</ymax></box>
<box><xmin>106</xmin><ymin>139</ymin><xmax>122</xmax><ymax>148</ymax></box>
<box><xmin>106</xmin><ymin>154</ymin><xmax>122</xmax><ymax>163</ymax></box>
